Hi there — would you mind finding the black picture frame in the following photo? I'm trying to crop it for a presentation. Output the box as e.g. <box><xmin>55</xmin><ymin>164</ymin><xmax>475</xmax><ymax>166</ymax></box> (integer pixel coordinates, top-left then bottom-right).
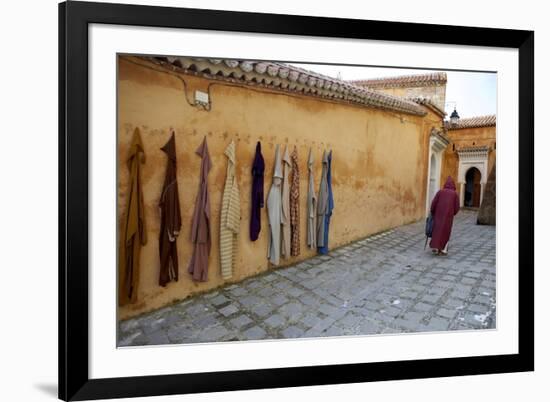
<box><xmin>59</xmin><ymin>1</ymin><xmax>534</xmax><ymax>400</ymax></box>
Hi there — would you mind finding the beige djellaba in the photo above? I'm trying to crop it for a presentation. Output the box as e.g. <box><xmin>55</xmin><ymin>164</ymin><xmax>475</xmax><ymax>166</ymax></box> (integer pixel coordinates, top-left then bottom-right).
<box><xmin>219</xmin><ymin>140</ymin><xmax>240</xmax><ymax>279</ymax></box>
<box><xmin>280</xmin><ymin>146</ymin><xmax>292</xmax><ymax>259</ymax></box>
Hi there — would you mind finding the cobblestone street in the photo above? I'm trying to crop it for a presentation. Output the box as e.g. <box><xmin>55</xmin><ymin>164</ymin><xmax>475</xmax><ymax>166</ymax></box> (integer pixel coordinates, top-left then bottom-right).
<box><xmin>118</xmin><ymin>210</ymin><xmax>496</xmax><ymax>346</ymax></box>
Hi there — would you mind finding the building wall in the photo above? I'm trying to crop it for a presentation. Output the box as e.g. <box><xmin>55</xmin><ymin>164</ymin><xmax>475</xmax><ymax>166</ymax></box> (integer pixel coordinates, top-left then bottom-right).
<box><xmin>421</xmin><ymin>112</ymin><xmax>448</xmax><ymax>210</ymax></box>
<box><xmin>369</xmin><ymin>84</ymin><xmax>447</xmax><ymax>112</ymax></box>
<box><xmin>441</xmin><ymin>125</ymin><xmax>496</xmax><ymax>187</ymax></box>
<box><xmin>117</xmin><ymin>56</ymin><xmax>432</xmax><ymax>319</ymax></box>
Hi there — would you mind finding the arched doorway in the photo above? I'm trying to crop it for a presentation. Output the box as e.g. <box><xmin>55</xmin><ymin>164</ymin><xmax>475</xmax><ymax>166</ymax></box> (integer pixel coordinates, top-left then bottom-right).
<box><xmin>457</xmin><ymin>146</ymin><xmax>489</xmax><ymax>208</ymax></box>
<box><xmin>425</xmin><ymin>130</ymin><xmax>448</xmax><ymax>215</ymax></box>
<box><xmin>464</xmin><ymin>167</ymin><xmax>482</xmax><ymax>207</ymax></box>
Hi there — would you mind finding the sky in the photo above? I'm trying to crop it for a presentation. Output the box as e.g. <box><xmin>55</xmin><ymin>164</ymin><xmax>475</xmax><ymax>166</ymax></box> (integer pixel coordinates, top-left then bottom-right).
<box><xmin>292</xmin><ymin>63</ymin><xmax>497</xmax><ymax>119</ymax></box>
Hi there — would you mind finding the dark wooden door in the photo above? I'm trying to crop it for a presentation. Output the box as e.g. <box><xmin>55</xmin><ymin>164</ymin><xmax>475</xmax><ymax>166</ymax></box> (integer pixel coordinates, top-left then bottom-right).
<box><xmin>472</xmin><ymin>169</ymin><xmax>482</xmax><ymax>207</ymax></box>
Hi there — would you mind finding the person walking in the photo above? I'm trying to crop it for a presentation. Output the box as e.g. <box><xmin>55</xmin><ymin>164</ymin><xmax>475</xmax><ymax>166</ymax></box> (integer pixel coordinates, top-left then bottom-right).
<box><xmin>429</xmin><ymin>176</ymin><xmax>460</xmax><ymax>256</ymax></box>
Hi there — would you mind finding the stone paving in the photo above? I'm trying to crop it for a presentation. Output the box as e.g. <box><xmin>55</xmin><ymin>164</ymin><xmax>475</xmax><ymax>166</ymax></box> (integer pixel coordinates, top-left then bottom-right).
<box><xmin>118</xmin><ymin>210</ymin><xmax>496</xmax><ymax>346</ymax></box>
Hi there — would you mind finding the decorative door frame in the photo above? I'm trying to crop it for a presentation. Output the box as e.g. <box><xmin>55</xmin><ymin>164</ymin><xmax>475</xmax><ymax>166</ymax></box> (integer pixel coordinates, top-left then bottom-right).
<box><xmin>457</xmin><ymin>146</ymin><xmax>489</xmax><ymax>207</ymax></box>
<box><xmin>425</xmin><ymin>129</ymin><xmax>449</xmax><ymax>216</ymax></box>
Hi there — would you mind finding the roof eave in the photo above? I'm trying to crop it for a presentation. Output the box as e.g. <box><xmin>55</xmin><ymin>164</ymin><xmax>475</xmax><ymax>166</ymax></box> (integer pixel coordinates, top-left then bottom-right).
<box><xmin>136</xmin><ymin>55</ymin><xmax>427</xmax><ymax>116</ymax></box>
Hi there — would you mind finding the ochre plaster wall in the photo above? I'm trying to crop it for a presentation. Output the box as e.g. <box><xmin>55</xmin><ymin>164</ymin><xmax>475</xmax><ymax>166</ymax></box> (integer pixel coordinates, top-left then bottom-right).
<box><xmin>118</xmin><ymin>56</ymin><xmax>431</xmax><ymax>319</ymax></box>
<box><xmin>441</xmin><ymin>126</ymin><xmax>496</xmax><ymax>186</ymax></box>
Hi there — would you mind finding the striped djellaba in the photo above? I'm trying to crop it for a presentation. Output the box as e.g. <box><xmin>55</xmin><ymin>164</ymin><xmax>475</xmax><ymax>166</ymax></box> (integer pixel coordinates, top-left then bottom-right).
<box><xmin>219</xmin><ymin>140</ymin><xmax>241</xmax><ymax>279</ymax></box>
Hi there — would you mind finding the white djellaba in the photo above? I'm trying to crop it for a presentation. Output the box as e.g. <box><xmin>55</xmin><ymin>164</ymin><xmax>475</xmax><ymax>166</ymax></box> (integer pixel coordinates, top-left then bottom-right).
<box><xmin>267</xmin><ymin>145</ymin><xmax>283</xmax><ymax>265</ymax></box>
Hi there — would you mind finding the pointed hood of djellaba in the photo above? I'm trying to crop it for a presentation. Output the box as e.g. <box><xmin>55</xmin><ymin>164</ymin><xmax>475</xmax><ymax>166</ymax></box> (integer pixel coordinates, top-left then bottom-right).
<box><xmin>272</xmin><ymin>144</ymin><xmax>283</xmax><ymax>180</ymax></box>
<box><xmin>444</xmin><ymin>176</ymin><xmax>456</xmax><ymax>190</ymax></box>
<box><xmin>160</xmin><ymin>131</ymin><xmax>177</xmax><ymax>162</ymax></box>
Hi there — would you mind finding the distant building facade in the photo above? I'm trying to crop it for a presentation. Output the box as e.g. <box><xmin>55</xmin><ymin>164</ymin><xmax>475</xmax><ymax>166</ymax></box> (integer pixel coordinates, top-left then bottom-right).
<box><xmin>442</xmin><ymin>115</ymin><xmax>496</xmax><ymax>208</ymax></box>
<box><xmin>350</xmin><ymin>72</ymin><xmax>448</xmax><ymax>111</ymax></box>
<box><xmin>352</xmin><ymin>72</ymin><xmax>496</xmax><ymax>212</ymax></box>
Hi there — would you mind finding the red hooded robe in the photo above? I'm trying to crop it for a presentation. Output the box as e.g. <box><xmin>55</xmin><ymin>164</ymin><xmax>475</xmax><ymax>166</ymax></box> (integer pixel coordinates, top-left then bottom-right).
<box><xmin>429</xmin><ymin>176</ymin><xmax>460</xmax><ymax>250</ymax></box>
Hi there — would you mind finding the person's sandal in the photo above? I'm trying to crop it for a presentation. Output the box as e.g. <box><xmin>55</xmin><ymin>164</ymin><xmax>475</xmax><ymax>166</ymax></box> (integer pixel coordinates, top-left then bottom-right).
<box><xmin>438</xmin><ymin>250</ymin><xmax>448</xmax><ymax>256</ymax></box>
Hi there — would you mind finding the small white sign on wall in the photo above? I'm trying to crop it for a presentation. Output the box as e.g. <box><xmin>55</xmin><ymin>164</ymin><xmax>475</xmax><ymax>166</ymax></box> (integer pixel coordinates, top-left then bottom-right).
<box><xmin>195</xmin><ymin>90</ymin><xmax>209</xmax><ymax>105</ymax></box>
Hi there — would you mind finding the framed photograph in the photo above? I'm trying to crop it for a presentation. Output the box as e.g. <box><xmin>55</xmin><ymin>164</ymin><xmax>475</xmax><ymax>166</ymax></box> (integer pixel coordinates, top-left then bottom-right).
<box><xmin>59</xmin><ymin>1</ymin><xmax>534</xmax><ymax>400</ymax></box>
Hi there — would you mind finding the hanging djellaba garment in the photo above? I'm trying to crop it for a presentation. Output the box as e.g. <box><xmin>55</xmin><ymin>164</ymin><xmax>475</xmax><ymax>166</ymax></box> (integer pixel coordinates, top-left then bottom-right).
<box><xmin>188</xmin><ymin>137</ymin><xmax>212</xmax><ymax>282</ymax></box>
<box><xmin>250</xmin><ymin>141</ymin><xmax>265</xmax><ymax>241</ymax></box>
<box><xmin>318</xmin><ymin>150</ymin><xmax>334</xmax><ymax>255</ymax></box>
<box><xmin>316</xmin><ymin>150</ymin><xmax>329</xmax><ymax>251</ymax></box>
<box><xmin>158</xmin><ymin>131</ymin><xmax>182</xmax><ymax>287</ymax></box>
<box><xmin>118</xmin><ymin>128</ymin><xmax>147</xmax><ymax>306</ymax></box>
<box><xmin>267</xmin><ymin>144</ymin><xmax>283</xmax><ymax>265</ymax></box>
<box><xmin>290</xmin><ymin>146</ymin><xmax>300</xmax><ymax>256</ymax></box>
<box><xmin>220</xmin><ymin>140</ymin><xmax>240</xmax><ymax>279</ymax></box>
<box><xmin>306</xmin><ymin>148</ymin><xmax>317</xmax><ymax>249</ymax></box>
<box><xmin>280</xmin><ymin>146</ymin><xmax>292</xmax><ymax>259</ymax></box>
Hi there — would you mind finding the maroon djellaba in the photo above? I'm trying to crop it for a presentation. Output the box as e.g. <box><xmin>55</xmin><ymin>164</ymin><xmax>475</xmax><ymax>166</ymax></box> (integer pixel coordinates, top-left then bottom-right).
<box><xmin>158</xmin><ymin>131</ymin><xmax>182</xmax><ymax>287</ymax></box>
<box><xmin>188</xmin><ymin>137</ymin><xmax>212</xmax><ymax>282</ymax></box>
<box><xmin>429</xmin><ymin>176</ymin><xmax>460</xmax><ymax>253</ymax></box>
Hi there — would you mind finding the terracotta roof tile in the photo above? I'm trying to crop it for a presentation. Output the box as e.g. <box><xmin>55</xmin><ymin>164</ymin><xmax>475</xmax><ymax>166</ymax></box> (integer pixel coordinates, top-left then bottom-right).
<box><xmin>407</xmin><ymin>96</ymin><xmax>446</xmax><ymax>117</ymax></box>
<box><xmin>143</xmin><ymin>56</ymin><xmax>427</xmax><ymax>116</ymax></box>
<box><xmin>447</xmin><ymin>115</ymin><xmax>496</xmax><ymax>130</ymax></box>
<box><xmin>350</xmin><ymin>72</ymin><xmax>447</xmax><ymax>88</ymax></box>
